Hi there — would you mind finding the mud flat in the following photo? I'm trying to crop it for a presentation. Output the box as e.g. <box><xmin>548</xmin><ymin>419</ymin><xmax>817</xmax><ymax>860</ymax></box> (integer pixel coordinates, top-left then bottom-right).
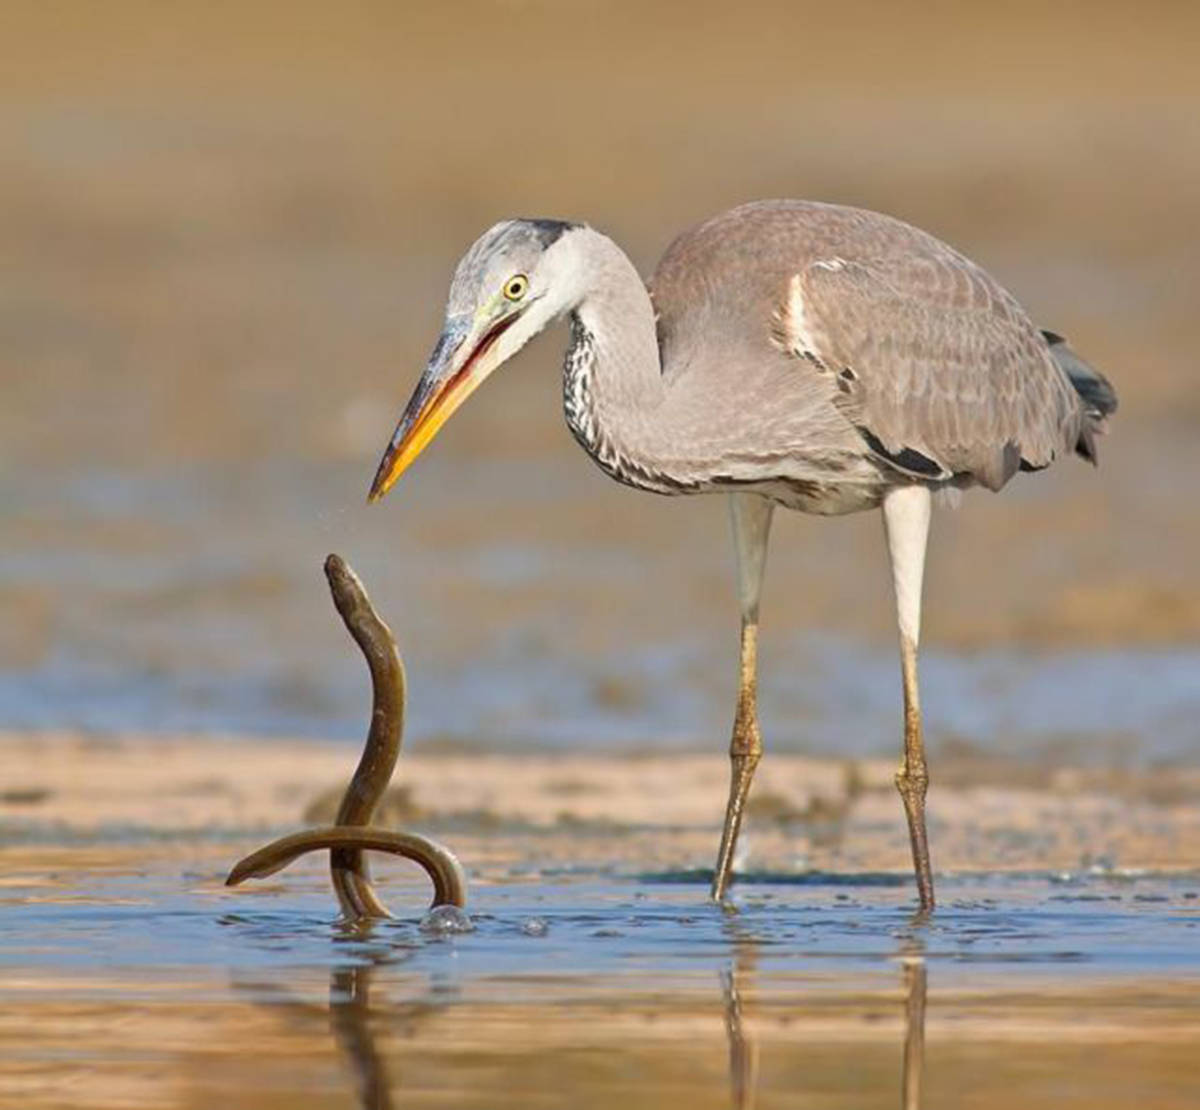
<box><xmin>4</xmin><ymin>732</ymin><xmax>1200</xmax><ymax>875</ymax></box>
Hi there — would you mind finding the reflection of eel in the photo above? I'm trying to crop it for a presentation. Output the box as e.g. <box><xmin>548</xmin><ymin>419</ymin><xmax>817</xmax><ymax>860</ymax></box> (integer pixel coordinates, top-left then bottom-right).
<box><xmin>225</xmin><ymin>553</ymin><xmax>467</xmax><ymax>917</ymax></box>
<box><xmin>330</xmin><ymin>962</ymin><xmax>397</xmax><ymax>1110</ymax></box>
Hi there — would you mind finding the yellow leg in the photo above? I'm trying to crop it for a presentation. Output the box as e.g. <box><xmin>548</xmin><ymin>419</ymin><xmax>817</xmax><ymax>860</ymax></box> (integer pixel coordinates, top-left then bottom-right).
<box><xmin>712</xmin><ymin>494</ymin><xmax>773</xmax><ymax>903</ymax></box>
<box><xmin>882</xmin><ymin>485</ymin><xmax>935</xmax><ymax>912</ymax></box>
<box><xmin>896</xmin><ymin>635</ymin><xmax>935</xmax><ymax>911</ymax></box>
<box><xmin>712</xmin><ymin>618</ymin><xmax>762</xmax><ymax>902</ymax></box>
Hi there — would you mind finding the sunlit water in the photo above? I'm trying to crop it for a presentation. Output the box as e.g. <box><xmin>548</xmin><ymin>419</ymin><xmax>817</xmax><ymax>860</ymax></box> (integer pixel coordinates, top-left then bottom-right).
<box><xmin>6</xmin><ymin>860</ymin><xmax>1200</xmax><ymax>978</ymax></box>
<box><xmin>2</xmin><ymin>839</ymin><xmax>1198</xmax><ymax>1108</ymax></box>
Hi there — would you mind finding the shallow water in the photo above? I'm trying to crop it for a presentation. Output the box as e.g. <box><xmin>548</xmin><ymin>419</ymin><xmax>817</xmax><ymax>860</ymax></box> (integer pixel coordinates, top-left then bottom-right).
<box><xmin>6</xmin><ymin>463</ymin><xmax>1200</xmax><ymax>767</ymax></box>
<box><xmin>2</xmin><ymin>840</ymin><xmax>1198</xmax><ymax>1108</ymax></box>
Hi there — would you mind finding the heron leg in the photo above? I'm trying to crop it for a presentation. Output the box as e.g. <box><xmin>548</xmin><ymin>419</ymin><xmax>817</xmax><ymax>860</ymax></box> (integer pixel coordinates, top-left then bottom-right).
<box><xmin>882</xmin><ymin>485</ymin><xmax>935</xmax><ymax>912</ymax></box>
<box><xmin>712</xmin><ymin>494</ymin><xmax>774</xmax><ymax>903</ymax></box>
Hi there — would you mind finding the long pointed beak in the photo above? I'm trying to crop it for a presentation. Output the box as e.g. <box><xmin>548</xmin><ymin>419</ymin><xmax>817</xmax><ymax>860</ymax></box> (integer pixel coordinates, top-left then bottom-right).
<box><xmin>367</xmin><ymin>313</ymin><xmax>519</xmax><ymax>503</ymax></box>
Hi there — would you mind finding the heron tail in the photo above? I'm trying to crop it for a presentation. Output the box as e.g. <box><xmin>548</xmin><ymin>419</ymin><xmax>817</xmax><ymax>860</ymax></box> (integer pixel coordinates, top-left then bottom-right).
<box><xmin>1042</xmin><ymin>330</ymin><xmax>1118</xmax><ymax>464</ymax></box>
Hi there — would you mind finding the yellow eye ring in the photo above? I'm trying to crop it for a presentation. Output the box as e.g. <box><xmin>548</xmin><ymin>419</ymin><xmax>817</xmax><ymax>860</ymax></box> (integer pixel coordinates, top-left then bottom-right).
<box><xmin>504</xmin><ymin>275</ymin><xmax>529</xmax><ymax>301</ymax></box>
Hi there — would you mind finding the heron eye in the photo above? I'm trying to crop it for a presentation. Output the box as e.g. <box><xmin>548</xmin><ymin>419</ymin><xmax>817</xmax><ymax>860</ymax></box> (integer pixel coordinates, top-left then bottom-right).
<box><xmin>503</xmin><ymin>275</ymin><xmax>528</xmax><ymax>302</ymax></box>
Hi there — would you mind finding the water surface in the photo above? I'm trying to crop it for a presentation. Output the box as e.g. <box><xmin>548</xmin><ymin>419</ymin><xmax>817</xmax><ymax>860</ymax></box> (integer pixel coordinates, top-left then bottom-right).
<box><xmin>2</xmin><ymin>838</ymin><xmax>1198</xmax><ymax>1109</ymax></box>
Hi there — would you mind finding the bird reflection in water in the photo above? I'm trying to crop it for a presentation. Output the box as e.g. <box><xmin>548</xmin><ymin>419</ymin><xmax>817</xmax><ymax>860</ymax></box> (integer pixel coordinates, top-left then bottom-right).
<box><xmin>720</xmin><ymin>925</ymin><xmax>929</xmax><ymax>1110</ymax></box>
<box><xmin>721</xmin><ymin>947</ymin><xmax>760</xmax><ymax>1110</ymax></box>
<box><xmin>901</xmin><ymin>958</ymin><xmax>928</xmax><ymax>1110</ymax></box>
<box><xmin>897</xmin><ymin>920</ymin><xmax>929</xmax><ymax>1110</ymax></box>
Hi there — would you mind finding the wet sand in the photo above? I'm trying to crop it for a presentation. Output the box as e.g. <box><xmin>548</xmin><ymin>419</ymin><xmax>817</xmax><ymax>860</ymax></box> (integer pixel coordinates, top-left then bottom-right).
<box><xmin>6</xmin><ymin>732</ymin><xmax>1200</xmax><ymax>874</ymax></box>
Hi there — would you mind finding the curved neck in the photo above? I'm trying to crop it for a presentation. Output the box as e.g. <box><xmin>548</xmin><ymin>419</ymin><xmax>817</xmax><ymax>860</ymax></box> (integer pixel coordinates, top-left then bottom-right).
<box><xmin>558</xmin><ymin>229</ymin><xmax>675</xmax><ymax>491</ymax></box>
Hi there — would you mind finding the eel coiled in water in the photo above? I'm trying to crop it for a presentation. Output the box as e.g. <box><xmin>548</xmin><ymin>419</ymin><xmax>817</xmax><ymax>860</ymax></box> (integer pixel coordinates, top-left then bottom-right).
<box><xmin>225</xmin><ymin>554</ymin><xmax>467</xmax><ymax>918</ymax></box>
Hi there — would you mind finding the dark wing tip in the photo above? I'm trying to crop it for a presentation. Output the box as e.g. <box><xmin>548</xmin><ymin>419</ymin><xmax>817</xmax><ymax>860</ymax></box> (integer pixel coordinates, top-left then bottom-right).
<box><xmin>856</xmin><ymin>426</ymin><xmax>948</xmax><ymax>480</ymax></box>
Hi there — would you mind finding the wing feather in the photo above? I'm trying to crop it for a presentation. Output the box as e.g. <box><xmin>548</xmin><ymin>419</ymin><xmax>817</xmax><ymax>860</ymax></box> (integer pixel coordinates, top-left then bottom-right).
<box><xmin>795</xmin><ymin>251</ymin><xmax>1083</xmax><ymax>490</ymax></box>
<box><xmin>651</xmin><ymin>200</ymin><xmax>1090</xmax><ymax>494</ymax></box>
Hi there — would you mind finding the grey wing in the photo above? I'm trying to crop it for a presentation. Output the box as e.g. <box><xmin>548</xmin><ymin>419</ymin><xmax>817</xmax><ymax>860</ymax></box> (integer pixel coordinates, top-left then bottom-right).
<box><xmin>789</xmin><ymin>252</ymin><xmax>1085</xmax><ymax>491</ymax></box>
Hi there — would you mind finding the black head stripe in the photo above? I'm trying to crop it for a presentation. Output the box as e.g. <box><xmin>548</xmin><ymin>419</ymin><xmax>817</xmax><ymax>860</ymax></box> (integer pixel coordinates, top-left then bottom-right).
<box><xmin>523</xmin><ymin>218</ymin><xmax>582</xmax><ymax>248</ymax></box>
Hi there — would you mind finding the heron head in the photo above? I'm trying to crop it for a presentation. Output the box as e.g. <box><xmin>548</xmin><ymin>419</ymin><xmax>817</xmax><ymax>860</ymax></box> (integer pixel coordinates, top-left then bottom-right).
<box><xmin>368</xmin><ymin>218</ymin><xmax>583</xmax><ymax>502</ymax></box>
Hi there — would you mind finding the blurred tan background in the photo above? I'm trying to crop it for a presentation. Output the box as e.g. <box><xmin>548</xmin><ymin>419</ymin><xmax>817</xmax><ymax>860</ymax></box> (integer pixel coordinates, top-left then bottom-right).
<box><xmin>2</xmin><ymin>1</ymin><xmax>1198</xmax><ymax>757</ymax></box>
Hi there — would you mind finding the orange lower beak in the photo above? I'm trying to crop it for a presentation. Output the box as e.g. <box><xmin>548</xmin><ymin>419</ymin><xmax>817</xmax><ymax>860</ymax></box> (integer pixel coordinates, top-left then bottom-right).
<box><xmin>368</xmin><ymin>366</ymin><xmax>472</xmax><ymax>502</ymax></box>
<box><xmin>367</xmin><ymin>312</ymin><xmax>521</xmax><ymax>503</ymax></box>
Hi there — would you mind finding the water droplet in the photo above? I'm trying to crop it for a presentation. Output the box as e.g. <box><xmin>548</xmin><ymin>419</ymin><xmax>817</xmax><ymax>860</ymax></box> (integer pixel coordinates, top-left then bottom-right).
<box><xmin>419</xmin><ymin>905</ymin><xmax>474</xmax><ymax>935</ymax></box>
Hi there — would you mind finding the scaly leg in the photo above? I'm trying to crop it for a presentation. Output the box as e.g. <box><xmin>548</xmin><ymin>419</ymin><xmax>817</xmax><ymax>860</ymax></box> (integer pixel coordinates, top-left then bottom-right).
<box><xmin>712</xmin><ymin>494</ymin><xmax>774</xmax><ymax>903</ymax></box>
<box><xmin>882</xmin><ymin>485</ymin><xmax>935</xmax><ymax>912</ymax></box>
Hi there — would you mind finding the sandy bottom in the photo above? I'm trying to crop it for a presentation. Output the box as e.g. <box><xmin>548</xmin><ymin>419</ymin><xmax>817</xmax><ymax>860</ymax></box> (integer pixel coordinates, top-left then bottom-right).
<box><xmin>5</xmin><ymin>732</ymin><xmax>1200</xmax><ymax>875</ymax></box>
<box><xmin>3</xmin><ymin>733</ymin><xmax>1200</xmax><ymax>1109</ymax></box>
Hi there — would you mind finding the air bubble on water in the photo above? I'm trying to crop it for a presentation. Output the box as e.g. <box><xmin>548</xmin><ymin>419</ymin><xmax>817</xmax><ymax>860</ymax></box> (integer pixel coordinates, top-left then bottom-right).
<box><xmin>419</xmin><ymin>905</ymin><xmax>475</xmax><ymax>935</ymax></box>
<box><xmin>520</xmin><ymin>917</ymin><xmax>549</xmax><ymax>937</ymax></box>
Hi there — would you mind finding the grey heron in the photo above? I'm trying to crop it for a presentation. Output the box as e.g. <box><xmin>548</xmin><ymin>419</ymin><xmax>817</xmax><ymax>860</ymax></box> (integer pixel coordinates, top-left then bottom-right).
<box><xmin>367</xmin><ymin>200</ymin><xmax>1117</xmax><ymax>910</ymax></box>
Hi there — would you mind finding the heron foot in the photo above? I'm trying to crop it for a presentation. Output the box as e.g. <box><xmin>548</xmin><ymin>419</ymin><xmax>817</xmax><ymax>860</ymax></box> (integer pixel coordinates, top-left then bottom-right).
<box><xmin>895</xmin><ymin>763</ymin><xmax>935</xmax><ymax>912</ymax></box>
<box><xmin>711</xmin><ymin>740</ymin><xmax>761</xmax><ymax>903</ymax></box>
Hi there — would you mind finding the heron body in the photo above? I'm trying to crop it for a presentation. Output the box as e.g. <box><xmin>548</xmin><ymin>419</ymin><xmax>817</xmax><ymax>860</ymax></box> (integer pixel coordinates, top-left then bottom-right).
<box><xmin>369</xmin><ymin>200</ymin><xmax>1117</xmax><ymax>909</ymax></box>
